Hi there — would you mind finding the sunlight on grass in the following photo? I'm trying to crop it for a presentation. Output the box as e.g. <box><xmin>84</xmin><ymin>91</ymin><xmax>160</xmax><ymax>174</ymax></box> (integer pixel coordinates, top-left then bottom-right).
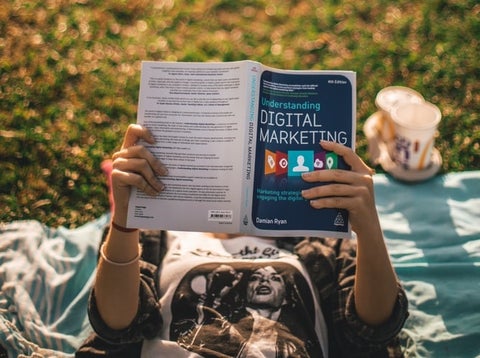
<box><xmin>1</xmin><ymin>0</ymin><xmax>478</xmax><ymax>226</ymax></box>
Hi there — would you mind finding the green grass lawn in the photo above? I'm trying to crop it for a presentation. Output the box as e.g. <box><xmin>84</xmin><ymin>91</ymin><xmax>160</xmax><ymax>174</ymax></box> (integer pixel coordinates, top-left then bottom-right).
<box><xmin>1</xmin><ymin>0</ymin><xmax>479</xmax><ymax>227</ymax></box>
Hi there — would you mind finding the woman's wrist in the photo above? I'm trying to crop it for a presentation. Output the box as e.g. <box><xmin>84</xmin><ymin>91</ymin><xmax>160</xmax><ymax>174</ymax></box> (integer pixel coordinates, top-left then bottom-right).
<box><xmin>111</xmin><ymin>220</ymin><xmax>138</xmax><ymax>233</ymax></box>
<box><xmin>104</xmin><ymin>221</ymin><xmax>141</xmax><ymax>264</ymax></box>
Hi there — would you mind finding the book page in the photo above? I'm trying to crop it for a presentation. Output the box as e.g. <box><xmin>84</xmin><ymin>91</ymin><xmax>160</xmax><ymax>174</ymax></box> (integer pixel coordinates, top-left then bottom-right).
<box><xmin>127</xmin><ymin>61</ymin><xmax>248</xmax><ymax>232</ymax></box>
<box><xmin>247</xmin><ymin>67</ymin><xmax>356</xmax><ymax>238</ymax></box>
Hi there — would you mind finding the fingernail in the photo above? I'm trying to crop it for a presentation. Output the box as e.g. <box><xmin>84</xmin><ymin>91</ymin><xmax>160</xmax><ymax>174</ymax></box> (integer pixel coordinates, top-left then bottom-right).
<box><xmin>146</xmin><ymin>130</ymin><xmax>156</xmax><ymax>143</ymax></box>
<box><xmin>156</xmin><ymin>182</ymin><xmax>165</xmax><ymax>192</ymax></box>
<box><xmin>156</xmin><ymin>164</ymin><xmax>168</xmax><ymax>176</ymax></box>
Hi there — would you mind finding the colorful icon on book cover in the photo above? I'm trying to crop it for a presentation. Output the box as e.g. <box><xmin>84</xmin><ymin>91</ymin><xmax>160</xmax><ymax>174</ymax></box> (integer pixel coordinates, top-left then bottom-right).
<box><xmin>276</xmin><ymin>151</ymin><xmax>288</xmax><ymax>175</ymax></box>
<box><xmin>314</xmin><ymin>151</ymin><xmax>326</xmax><ymax>170</ymax></box>
<box><xmin>264</xmin><ymin>149</ymin><xmax>276</xmax><ymax>175</ymax></box>
<box><xmin>326</xmin><ymin>152</ymin><xmax>338</xmax><ymax>169</ymax></box>
<box><xmin>288</xmin><ymin>150</ymin><xmax>313</xmax><ymax>177</ymax></box>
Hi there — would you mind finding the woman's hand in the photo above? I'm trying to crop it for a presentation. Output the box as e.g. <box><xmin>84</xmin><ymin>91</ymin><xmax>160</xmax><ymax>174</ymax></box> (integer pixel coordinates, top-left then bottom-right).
<box><xmin>110</xmin><ymin>124</ymin><xmax>167</xmax><ymax>226</ymax></box>
<box><xmin>300</xmin><ymin>140</ymin><xmax>378</xmax><ymax>238</ymax></box>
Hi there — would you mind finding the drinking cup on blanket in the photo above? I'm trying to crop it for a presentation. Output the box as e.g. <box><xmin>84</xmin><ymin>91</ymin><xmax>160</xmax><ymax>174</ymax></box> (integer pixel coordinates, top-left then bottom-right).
<box><xmin>391</xmin><ymin>101</ymin><xmax>441</xmax><ymax>171</ymax></box>
<box><xmin>375</xmin><ymin>86</ymin><xmax>424</xmax><ymax>142</ymax></box>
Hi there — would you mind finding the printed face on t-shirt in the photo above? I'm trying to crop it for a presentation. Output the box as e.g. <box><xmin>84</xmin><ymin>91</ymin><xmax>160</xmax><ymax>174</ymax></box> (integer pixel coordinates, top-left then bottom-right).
<box><xmin>246</xmin><ymin>265</ymin><xmax>286</xmax><ymax>309</ymax></box>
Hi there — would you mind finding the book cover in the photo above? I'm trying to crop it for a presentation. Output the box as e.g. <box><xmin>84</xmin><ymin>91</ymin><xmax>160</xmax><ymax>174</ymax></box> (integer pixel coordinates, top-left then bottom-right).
<box><xmin>247</xmin><ymin>69</ymin><xmax>355</xmax><ymax>237</ymax></box>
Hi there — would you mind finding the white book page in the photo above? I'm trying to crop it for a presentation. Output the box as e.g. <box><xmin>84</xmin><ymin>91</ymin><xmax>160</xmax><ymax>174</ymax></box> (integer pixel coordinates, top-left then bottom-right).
<box><xmin>127</xmin><ymin>61</ymin><xmax>248</xmax><ymax>232</ymax></box>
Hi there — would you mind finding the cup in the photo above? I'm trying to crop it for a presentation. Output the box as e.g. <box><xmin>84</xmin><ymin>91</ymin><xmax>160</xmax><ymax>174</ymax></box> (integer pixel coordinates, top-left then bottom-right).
<box><xmin>375</xmin><ymin>86</ymin><xmax>424</xmax><ymax>142</ymax></box>
<box><xmin>390</xmin><ymin>101</ymin><xmax>441</xmax><ymax>170</ymax></box>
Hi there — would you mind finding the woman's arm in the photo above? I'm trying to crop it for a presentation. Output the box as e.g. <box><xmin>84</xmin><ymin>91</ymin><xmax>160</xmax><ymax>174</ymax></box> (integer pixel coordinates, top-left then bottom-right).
<box><xmin>301</xmin><ymin>140</ymin><xmax>398</xmax><ymax>326</ymax></box>
<box><xmin>94</xmin><ymin>124</ymin><xmax>167</xmax><ymax>330</ymax></box>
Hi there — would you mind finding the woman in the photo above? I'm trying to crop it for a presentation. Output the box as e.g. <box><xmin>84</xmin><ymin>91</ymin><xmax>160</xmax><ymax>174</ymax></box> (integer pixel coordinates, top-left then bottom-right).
<box><xmin>77</xmin><ymin>124</ymin><xmax>408</xmax><ymax>357</ymax></box>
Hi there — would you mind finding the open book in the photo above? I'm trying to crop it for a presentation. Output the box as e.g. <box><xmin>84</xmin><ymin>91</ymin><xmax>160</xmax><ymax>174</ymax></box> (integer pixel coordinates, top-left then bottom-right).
<box><xmin>127</xmin><ymin>61</ymin><xmax>356</xmax><ymax>238</ymax></box>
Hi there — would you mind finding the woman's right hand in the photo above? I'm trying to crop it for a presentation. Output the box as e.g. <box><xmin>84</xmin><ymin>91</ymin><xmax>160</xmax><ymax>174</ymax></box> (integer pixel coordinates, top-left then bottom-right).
<box><xmin>110</xmin><ymin>124</ymin><xmax>168</xmax><ymax>226</ymax></box>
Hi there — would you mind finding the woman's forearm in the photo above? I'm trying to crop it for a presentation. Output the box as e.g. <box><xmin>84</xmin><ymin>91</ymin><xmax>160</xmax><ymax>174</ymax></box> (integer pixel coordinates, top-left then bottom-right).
<box><xmin>354</xmin><ymin>220</ymin><xmax>399</xmax><ymax>326</ymax></box>
<box><xmin>94</xmin><ymin>226</ymin><xmax>141</xmax><ymax>330</ymax></box>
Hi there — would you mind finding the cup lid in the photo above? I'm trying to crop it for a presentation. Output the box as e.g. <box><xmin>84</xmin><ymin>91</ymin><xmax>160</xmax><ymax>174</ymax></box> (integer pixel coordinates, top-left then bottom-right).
<box><xmin>391</xmin><ymin>101</ymin><xmax>442</xmax><ymax>130</ymax></box>
<box><xmin>375</xmin><ymin>86</ymin><xmax>424</xmax><ymax>113</ymax></box>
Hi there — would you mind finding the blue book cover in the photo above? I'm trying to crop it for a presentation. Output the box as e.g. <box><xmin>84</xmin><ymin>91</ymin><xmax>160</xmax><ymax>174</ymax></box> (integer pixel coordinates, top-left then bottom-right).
<box><xmin>249</xmin><ymin>69</ymin><xmax>355</xmax><ymax>237</ymax></box>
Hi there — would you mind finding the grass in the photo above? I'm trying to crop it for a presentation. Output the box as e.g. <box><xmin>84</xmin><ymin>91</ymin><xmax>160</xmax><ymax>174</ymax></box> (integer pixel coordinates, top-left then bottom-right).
<box><xmin>1</xmin><ymin>0</ymin><xmax>479</xmax><ymax>227</ymax></box>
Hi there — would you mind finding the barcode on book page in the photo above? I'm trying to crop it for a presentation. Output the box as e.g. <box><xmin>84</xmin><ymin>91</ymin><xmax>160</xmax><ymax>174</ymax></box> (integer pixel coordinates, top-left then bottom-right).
<box><xmin>208</xmin><ymin>210</ymin><xmax>233</xmax><ymax>223</ymax></box>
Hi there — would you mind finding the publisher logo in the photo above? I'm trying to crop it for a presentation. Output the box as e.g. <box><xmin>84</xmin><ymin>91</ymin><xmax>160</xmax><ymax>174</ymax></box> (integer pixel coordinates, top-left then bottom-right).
<box><xmin>334</xmin><ymin>212</ymin><xmax>345</xmax><ymax>226</ymax></box>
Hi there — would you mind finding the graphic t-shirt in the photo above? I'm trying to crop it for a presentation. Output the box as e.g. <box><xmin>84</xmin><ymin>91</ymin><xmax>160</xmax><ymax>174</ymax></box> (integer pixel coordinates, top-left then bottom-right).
<box><xmin>141</xmin><ymin>233</ymin><xmax>328</xmax><ymax>358</ymax></box>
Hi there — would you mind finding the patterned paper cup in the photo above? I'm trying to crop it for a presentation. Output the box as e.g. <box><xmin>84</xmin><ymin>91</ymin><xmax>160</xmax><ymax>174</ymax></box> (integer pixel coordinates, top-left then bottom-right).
<box><xmin>391</xmin><ymin>101</ymin><xmax>441</xmax><ymax>171</ymax></box>
<box><xmin>375</xmin><ymin>86</ymin><xmax>424</xmax><ymax>143</ymax></box>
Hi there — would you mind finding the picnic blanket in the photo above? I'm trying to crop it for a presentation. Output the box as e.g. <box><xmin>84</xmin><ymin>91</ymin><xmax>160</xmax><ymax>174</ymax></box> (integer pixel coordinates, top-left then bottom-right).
<box><xmin>0</xmin><ymin>215</ymin><xmax>108</xmax><ymax>357</ymax></box>
<box><xmin>0</xmin><ymin>171</ymin><xmax>479</xmax><ymax>357</ymax></box>
<box><xmin>375</xmin><ymin>171</ymin><xmax>480</xmax><ymax>358</ymax></box>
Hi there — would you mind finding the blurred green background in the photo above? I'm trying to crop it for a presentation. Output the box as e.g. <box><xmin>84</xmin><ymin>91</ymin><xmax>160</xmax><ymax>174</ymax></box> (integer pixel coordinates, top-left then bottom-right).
<box><xmin>1</xmin><ymin>0</ymin><xmax>479</xmax><ymax>227</ymax></box>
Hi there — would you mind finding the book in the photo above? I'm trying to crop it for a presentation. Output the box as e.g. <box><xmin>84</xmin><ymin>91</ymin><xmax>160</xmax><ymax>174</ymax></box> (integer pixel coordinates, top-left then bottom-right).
<box><xmin>127</xmin><ymin>60</ymin><xmax>356</xmax><ymax>238</ymax></box>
